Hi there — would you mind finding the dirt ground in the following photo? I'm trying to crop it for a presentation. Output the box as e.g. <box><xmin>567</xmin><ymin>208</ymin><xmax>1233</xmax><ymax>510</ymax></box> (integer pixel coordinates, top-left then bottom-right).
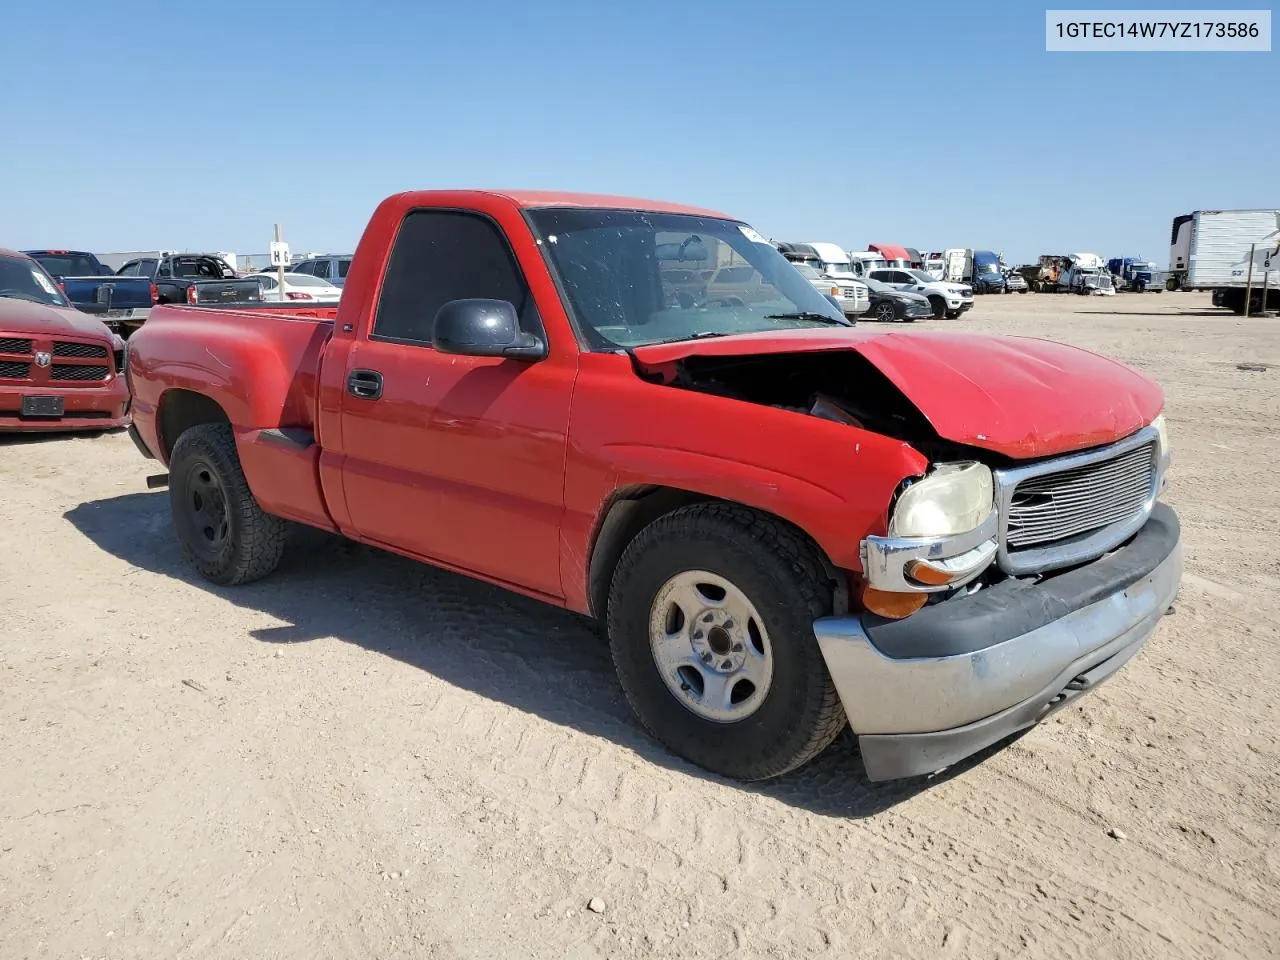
<box><xmin>1</xmin><ymin>291</ymin><xmax>1277</xmax><ymax>960</ymax></box>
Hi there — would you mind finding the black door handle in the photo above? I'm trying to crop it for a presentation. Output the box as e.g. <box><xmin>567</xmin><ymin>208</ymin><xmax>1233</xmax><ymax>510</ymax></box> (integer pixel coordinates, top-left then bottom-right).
<box><xmin>347</xmin><ymin>369</ymin><xmax>383</xmax><ymax>400</ymax></box>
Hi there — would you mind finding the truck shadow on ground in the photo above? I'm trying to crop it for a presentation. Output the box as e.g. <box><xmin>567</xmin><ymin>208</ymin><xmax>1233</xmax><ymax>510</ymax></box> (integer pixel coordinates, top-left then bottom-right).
<box><xmin>64</xmin><ymin>491</ymin><xmax>1014</xmax><ymax>819</ymax></box>
<box><xmin>1072</xmin><ymin>309</ymin><xmax>1228</xmax><ymax>317</ymax></box>
<box><xmin>0</xmin><ymin>426</ymin><xmax>129</xmax><ymax>447</ymax></box>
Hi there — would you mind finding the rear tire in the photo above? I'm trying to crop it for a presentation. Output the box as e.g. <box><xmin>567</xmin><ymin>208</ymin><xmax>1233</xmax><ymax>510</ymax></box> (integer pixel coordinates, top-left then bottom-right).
<box><xmin>168</xmin><ymin>422</ymin><xmax>287</xmax><ymax>585</ymax></box>
<box><xmin>606</xmin><ymin>503</ymin><xmax>846</xmax><ymax>781</ymax></box>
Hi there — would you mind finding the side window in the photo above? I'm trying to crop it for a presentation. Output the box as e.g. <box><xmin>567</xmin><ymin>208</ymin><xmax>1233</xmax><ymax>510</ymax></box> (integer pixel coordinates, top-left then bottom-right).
<box><xmin>373</xmin><ymin>210</ymin><xmax>534</xmax><ymax>346</ymax></box>
<box><xmin>294</xmin><ymin>260</ymin><xmax>315</xmax><ymax>275</ymax></box>
<box><xmin>118</xmin><ymin>261</ymin><xmax>139</xmax><ymax>276</ymax></box>
<box><xmin>337</xmin><ymin>258</ymin><xmax>351</xmax><ymax>278</ymax></box>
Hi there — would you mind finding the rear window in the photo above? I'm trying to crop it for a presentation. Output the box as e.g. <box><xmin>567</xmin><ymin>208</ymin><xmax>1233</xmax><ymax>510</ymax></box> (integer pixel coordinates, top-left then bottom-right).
<box><xmin>29</xmin><ymin>253</ymin><xmax>104</xmax><ymax>277</ymax></box>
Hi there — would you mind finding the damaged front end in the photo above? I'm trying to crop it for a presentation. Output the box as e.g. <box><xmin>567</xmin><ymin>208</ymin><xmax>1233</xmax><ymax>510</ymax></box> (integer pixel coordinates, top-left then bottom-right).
<box><xmin>630</xmin><ymin>347</ymin><xmax>1010</xmax><ymax>618</ymax></box>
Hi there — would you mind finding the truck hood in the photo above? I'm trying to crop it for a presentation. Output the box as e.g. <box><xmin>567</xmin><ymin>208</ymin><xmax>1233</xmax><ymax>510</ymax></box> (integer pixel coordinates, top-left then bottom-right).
<box><xmin>631</xmin><ymin>328</ymin><xmax>1163</xmax><ymax>459</ymax></box>
<box><xmin>0</xmin><ymin>298</ymin><xmax>114</xmax><ymax>340</ymax></box>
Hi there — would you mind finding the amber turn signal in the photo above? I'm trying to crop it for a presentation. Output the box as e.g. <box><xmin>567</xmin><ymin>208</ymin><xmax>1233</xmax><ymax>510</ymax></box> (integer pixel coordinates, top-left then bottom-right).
<box><xmin>860</xmin><ymin>585</ymin><xmax>928</xmax><ymax>620</ymax></box>
<box><xmin>905</xmin><ymin>559</ymin><xmax>959</xmax><ymax>586</ymax></box>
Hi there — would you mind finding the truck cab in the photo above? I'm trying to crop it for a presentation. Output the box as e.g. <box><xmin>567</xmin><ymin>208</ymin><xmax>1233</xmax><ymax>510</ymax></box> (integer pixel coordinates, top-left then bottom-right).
<box><xmin>970</xmin><ymin>250</ymin><xmax>1006</xmax><ymax>294</ymax></box>
<box><xmin>868</xmin><ymin>243</ymin><xmax>912</xmax><ymax>269</ymax></box>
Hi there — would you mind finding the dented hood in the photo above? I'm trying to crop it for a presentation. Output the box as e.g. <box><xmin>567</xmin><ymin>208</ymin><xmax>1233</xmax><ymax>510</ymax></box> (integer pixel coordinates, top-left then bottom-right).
<box><xmin>631</xmin><ymin>327</ymin><xmax>1164</xmax><ymax>459</ymax></box>
<box><xmin>0</xmin><ymin>298</ymin><xmax>115</xmax><ymax>341</ymax></box>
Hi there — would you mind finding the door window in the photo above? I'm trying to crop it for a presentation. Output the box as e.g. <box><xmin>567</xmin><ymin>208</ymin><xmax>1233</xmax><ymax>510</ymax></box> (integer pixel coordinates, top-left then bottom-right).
<box><xmin>372</xmin><ymin>210</ymin><xmax>536</xmax><ymax>345</ymax></box>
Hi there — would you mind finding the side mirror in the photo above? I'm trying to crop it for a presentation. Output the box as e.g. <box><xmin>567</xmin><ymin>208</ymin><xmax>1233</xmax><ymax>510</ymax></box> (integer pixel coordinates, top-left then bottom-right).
<box><xmin>431</xmin><ymin>298</ymin><xmax>546</xmax><ymax>360</ymax></box>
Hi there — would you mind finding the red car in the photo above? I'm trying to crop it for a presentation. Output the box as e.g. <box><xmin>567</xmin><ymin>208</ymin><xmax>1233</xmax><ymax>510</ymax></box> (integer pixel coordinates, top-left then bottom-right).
<box><xmin>123</xmin><ymin>190</ymin><xmax>1182</xmax><ymax>782</ymax></box>
<box><xmin>0</xmin><ymin>249</ymin><xmax>130</xmax><ymax>432</ymax></box>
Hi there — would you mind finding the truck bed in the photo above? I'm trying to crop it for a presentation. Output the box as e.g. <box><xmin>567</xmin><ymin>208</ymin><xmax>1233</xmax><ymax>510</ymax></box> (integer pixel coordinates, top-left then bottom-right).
<box><xmin>126</xmin><ymin>303</ymin><xmax>338</xmax><ymax>529</ymax></box>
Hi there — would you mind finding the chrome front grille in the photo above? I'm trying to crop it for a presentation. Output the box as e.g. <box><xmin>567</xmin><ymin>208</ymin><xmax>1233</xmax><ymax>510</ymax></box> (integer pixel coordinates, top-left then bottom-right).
<box><xmin>994</xmin><ymin>426</ymin><xmax>1162</xmax><ymax>575</ymax></box>
<box><xmin>1007</xmin><ymin>442</ymin><xmax>1156</xmax><ymax>548</ymax></box>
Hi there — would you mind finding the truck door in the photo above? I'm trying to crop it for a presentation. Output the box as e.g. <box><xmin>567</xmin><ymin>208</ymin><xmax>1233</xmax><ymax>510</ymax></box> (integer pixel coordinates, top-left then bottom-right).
<box><xmin>335</xmin><ymin>209</ymin><xmax>575</xmax><ymax>599</ymax></box>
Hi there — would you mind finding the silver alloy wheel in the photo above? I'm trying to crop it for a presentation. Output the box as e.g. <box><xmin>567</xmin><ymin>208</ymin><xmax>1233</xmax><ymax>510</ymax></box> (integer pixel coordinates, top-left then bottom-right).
<box><xmin>648</xmin><ymin>570</ymin><xmax>773</xmax><ymax>723</ymax></box>
<box><xmin>875</xmin><ymin>302</ymin><xmax>896</xmax><ymax>322</ymax></box>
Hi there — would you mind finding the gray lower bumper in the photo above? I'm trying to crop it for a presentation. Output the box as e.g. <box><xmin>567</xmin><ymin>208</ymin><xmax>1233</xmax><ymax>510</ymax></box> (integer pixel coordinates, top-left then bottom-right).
<box><xmin>814</xmin><ymin>524</ymin><xmax>1182</xmax><ymax>781</ymax></box>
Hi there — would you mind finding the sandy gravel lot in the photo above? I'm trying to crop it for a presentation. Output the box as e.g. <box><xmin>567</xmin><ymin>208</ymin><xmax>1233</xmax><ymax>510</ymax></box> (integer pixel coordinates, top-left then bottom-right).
<box><xmin>2</xmin><ymin>291</ymin><xmax>1277</xmax><ymax>960</ymax></box>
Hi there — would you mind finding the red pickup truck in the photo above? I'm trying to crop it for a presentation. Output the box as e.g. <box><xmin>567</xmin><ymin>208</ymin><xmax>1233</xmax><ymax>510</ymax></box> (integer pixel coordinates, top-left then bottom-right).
<box><xmin>123</xmin><ymin>190</ymin><xmax>1182</xmax><ymax>782</ymax></box>
<box><xmin>1</xmin><ymin>249</ymin><xmax>130</xmax><ymax>432</ymax></box>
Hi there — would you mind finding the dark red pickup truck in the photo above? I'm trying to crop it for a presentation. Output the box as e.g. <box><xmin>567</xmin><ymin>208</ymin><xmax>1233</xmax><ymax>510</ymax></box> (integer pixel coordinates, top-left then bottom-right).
<box><xmin>124</xmin><ymin>190</ymin><xmax>1182</xmax><ymax>782</ymax></box>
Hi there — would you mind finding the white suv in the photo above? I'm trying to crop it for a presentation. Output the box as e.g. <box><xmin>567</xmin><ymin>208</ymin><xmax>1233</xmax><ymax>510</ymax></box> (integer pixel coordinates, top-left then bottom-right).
<box><xmin>793</xmin><ymin>262</ymin><xmax>870</xmax><ymax>317</ymax></box>
<box><xmin>869</xmin><ymin>268</ymin><xmax>973</xmax><ymax>319</ymax></box>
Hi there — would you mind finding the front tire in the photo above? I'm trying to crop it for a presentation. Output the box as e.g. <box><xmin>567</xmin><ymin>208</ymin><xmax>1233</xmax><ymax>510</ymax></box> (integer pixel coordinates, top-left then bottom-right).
<box><xmin>607</xmin><ymin>503</ymin><xmax>846</xmax><ymax>781</ymax></box>
<box><xmin>873</xmin><ymin>301</ymin><xmax>897</xmax><ymax>323</ymax></box>
<box><xmin>928</xmin><ymin>296</ymin><xmax>946</xmax><ymax>319</ymax></box>
<box><xmin>945</xmin><ymin>309</ymin><xmax>962</xmax><ymax>319</ymax></box>
<box><xmin>168</xmin><ymin>422</ymin><xmax>287</xmax><ymax>585</ymax></box>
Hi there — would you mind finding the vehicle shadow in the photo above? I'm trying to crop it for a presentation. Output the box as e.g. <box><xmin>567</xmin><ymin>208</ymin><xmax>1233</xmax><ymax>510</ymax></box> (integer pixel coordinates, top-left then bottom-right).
<box><xmin>63</xmin><ymin>491</ymin><xmax>1010</xmax><ymax>819</ymax></box>
<box><xmin>0</xmin><ymin>426</ymin><xmax>129</xmax><ymax>447</ymax></box>
<box><xmin>1072</xmin><ymin>309</ymin><xmax>1229</xmax><ymax>317</ymax></box>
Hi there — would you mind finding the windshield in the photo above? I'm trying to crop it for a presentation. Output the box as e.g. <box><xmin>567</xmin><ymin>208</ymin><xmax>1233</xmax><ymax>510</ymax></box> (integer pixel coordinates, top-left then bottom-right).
<box><xmin>0</xmin><ymin>255</ymin><xmax>71</xmax><ymax>307</ymax></box>
<box><xmin>907</xmin><ymin>270</ymin><xmax>937</xmax><ymax>283</ymax></box>
<box><xmin>526</xmin><ymin>209</ymin><xmax>845</xmax><ymax>348</ymax></box>
<box><xmin>976</xmin><ymin>261</ymin><xmax>1001</xmax><ymax>274</ymax></box>
<box><xmin>861</xmin><ymin>277</ymin><xmax>894</xmax><ymax>294</ymax></box>
<box><xmin>793</xmin><ymin>263</ymin><xmax>821</xmax><ymax>279</ymax></box>
<box><xmin>29</xmin><ymin>253</ymin><xmax>104</xmax><ymax>277</ymax></box>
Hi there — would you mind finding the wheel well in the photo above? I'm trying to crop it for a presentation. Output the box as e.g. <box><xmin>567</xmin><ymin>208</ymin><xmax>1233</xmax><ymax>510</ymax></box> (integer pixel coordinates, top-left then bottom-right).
<box><xmin>158</xmin><ymin>389</ymin><xmax>230</xmax><ymax>460</ymax></box>
<box><xmin>585</xmin><ymin>487</ymin><xmax>848</xmax><ymax>621</ymax></box>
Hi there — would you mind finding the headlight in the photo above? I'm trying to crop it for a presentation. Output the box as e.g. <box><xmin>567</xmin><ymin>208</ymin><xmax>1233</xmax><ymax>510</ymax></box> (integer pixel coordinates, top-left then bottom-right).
<box><xmin>889</xmin><ymin>462</ymin><xmax>994</xmax><ymax>538</ymax></box>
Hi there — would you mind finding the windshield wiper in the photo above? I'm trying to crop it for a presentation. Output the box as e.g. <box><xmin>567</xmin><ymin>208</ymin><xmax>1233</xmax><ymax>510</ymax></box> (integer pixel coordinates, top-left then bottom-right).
<box><xmin>764</xmin><ymin>311</ymin><xmax>851</xmax><ymax>326</ymax></box>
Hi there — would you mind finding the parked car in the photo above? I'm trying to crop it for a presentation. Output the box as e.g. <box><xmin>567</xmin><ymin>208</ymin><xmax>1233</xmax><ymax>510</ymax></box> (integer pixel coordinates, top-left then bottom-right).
<box><xmin>23</xmin><ymin>249</ymin><xmax>156</xmax><ymax>334</ymax></box>
<box><xmin>124</xmin><ymin>188</ymin><xmax>1181</xmax><ymax>784</ymax></box>
<box><xmin>868</xmin><ymin>268</ymin><xmax>973</xmax><ymax>318</ymax></box>
<box><xmin>0</xmin><ymin>249</ymin><xmax>129</xmax><ymax>432</ymax></box>
<box><xmin>115</xmin><ymin>254</ymin><xmax>265</xmax><ymax>324</ymax></box>
<box><xmin>1002</xmin><ymin>269</ymin><xmax>1029</xmax><ymax>294</ymax></box>
<box><xmin>861</xmin><ymin>276</ymin><xmax>935</xmax><ymax>322</ymax></box>
<box><xmin>792</xmin><ymin>261</ymin><xmax>869</xmax><ymax>318</ymax></box>
<box><xmin>289</xmin><ymin>254</ymin><xmax>353</xmax><ymax>288</ymax></box>
<box><xmin>249</xmin><ymin>272</ymin><xmax>343</xmax><ymax>303</ymax></box>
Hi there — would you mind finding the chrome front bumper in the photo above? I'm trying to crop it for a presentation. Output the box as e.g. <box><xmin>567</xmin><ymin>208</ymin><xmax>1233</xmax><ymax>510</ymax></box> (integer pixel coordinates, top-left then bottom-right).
<box><xmin>814</xmin><ymin>504</ymin><xmax>1182</xmax><ymax>780</ymax></box>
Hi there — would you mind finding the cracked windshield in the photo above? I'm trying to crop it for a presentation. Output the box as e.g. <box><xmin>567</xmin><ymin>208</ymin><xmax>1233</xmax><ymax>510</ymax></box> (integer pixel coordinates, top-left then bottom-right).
<box><xmin>528</xmin><ymin>209</ymin><xmax>846</xmax><ymax>348</ymax></box>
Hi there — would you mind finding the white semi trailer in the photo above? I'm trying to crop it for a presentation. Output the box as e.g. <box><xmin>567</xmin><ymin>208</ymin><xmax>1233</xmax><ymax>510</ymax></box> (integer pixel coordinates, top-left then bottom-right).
<box><xmin>1169</xmin><ymin>209</ymin><xmax>1280</xmax><ymax>313</ymax></box>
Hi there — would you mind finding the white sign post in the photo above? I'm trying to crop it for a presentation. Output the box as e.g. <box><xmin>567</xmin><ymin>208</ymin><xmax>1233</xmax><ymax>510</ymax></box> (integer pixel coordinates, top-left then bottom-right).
<box><xmin>1256</xmin><ymin>245</ymin><xmax>1279</xmax><ymax>315</ymax></box>
<box><xmin>270</xmin><ymin>226</ymin><xmax>290</xmax><ymax>302</ymax></box>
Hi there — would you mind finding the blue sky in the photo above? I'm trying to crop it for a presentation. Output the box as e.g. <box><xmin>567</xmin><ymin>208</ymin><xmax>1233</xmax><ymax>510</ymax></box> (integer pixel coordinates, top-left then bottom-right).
<box><xmin>0</xmin><ymin>0</ymin><xmax>1273</xmax><ymax>264</ymax></box>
